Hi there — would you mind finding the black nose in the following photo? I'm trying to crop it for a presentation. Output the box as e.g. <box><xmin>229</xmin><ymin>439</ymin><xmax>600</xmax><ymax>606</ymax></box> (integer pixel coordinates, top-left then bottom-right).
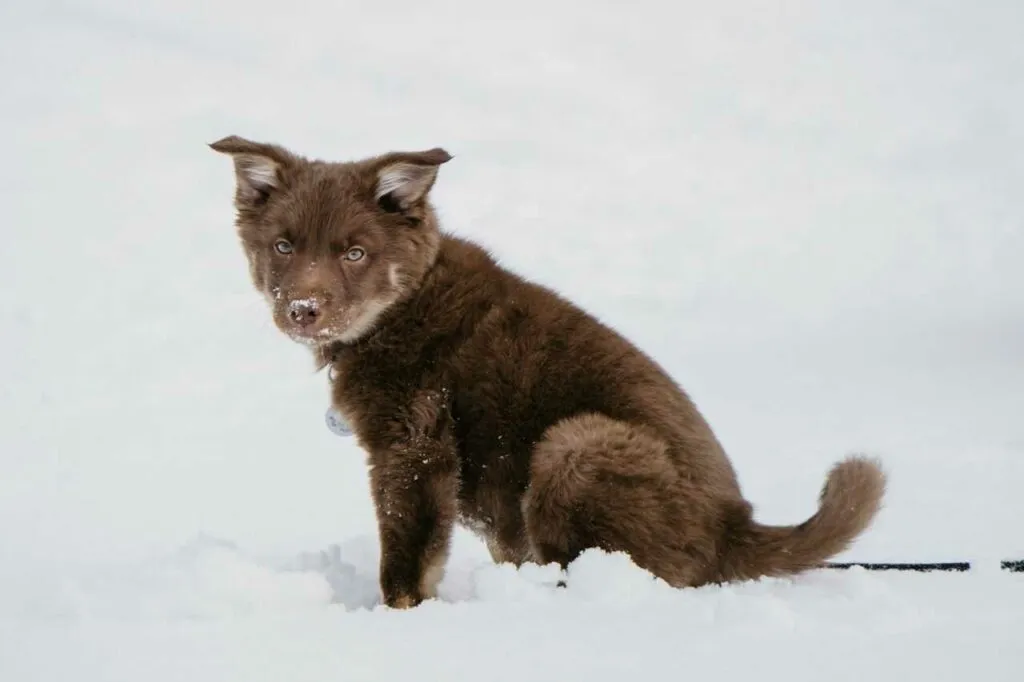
<box><xmin>288</xmin><ymin>299</ymin><xmax>320</xmax><ymax>327</ymax></box>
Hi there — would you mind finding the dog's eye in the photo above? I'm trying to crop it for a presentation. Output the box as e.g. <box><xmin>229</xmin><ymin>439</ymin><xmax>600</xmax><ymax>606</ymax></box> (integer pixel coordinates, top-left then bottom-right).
<box><xmin>274</xmin><ymin>239</ymin><xmax>294</xmax><ymax>255</ymax></box>
<box><xmin>344</xmin><ymin>247</ymin><xmax>365</xmax><ymax>262</ymax></box>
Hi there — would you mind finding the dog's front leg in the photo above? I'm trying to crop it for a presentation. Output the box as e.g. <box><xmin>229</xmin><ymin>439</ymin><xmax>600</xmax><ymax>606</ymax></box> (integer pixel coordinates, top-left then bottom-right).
<box><xmin>369</xmin><ymin>437</ymin><xmax>459</xmax><ymax>609</ymax></box>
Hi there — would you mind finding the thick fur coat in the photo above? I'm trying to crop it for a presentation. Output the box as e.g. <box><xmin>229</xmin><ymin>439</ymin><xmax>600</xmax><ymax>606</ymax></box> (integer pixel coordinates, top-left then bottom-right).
<box><xmin>210</xmin><ymin>136</ymin><xmax>885</xmax><ymax>609</ymax></box>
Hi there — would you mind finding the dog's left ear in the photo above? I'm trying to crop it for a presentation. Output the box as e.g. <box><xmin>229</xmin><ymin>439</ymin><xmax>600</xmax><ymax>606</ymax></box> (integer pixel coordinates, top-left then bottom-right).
<box><xmin>209</xmin><ymin>135</ymin><xmax>297</xmax><ymax>208</ymax></box>
<box><xmin>373</xmin><ymin>148</ymin><xmax>453</xmax><ymax>212</ymax></box>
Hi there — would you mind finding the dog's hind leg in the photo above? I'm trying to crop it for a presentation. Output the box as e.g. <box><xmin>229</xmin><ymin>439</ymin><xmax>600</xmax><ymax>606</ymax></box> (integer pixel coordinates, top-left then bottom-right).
<box><xmin>521</xmin><ymin>413</ymin><xmax>719</xmax><ymax>587</ymax></box>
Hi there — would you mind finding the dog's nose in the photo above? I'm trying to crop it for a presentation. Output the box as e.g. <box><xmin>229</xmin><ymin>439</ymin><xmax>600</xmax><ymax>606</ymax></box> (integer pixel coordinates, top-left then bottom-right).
<box><xmin>288</xmin><ymin>299</ymin><xmax>320</xmax><ymax>327</ymax></box>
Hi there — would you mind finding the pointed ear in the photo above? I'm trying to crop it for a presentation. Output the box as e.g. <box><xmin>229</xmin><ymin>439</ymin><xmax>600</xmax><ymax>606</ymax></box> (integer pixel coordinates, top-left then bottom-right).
<box><xmin>209</xmin><ymin>135</ymin><xmax>295</xmax><ymax>207</ymax></box>
<box><xmin>373</xmin><ymin>148</ymin><xmax>452</xmax><ymax>211</ymax></box>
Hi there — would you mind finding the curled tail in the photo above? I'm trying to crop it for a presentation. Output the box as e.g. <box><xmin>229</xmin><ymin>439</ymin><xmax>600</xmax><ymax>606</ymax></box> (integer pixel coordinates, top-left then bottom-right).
<box><xmin>722</xmin><ymin>455</ymin><xmax>886</xmax><ymax>581</ymax></box>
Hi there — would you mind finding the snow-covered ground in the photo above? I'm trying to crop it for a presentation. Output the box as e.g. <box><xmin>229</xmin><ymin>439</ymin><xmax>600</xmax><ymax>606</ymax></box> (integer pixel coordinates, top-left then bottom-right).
<box><xmin>2</xmin><ymin>1</ymin><xmax>1022</xmax><ymax>680</ymax></box>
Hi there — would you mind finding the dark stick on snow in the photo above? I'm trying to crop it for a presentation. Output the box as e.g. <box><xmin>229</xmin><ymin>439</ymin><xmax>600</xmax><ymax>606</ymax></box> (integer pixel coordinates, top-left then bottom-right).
<box><xmin>825</xmin><ymin>560</ymin><xmax>1023</xmax><ymax>573</ymax></box>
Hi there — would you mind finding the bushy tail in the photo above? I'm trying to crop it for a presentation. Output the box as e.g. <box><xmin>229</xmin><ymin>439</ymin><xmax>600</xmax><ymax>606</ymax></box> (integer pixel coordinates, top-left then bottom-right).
<box><xmin>722</xmin><ymin>456</ymin><xmax>886</xmax><ymax>581</ymax></box>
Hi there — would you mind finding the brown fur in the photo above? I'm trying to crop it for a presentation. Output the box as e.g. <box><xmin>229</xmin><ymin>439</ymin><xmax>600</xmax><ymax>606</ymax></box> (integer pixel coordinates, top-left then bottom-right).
<box><xmin>210</xmin><ymin>136</ymin><xmax>886</xmax><ymax>608</ymax></box>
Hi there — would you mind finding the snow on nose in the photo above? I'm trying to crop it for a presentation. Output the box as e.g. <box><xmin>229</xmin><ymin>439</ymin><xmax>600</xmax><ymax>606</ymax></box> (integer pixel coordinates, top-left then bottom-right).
<box><xmin>288</xmin><ymin>297</ymin><xmax>320</xmax><ymax>327</ymax></box>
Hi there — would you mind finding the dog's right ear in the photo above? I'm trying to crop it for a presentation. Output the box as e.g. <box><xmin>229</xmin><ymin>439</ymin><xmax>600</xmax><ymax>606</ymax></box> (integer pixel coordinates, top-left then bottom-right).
<box><xmin>209</xmin><ymin>135</ymin><xmax>295</xmax><ymax>208</ymax></box>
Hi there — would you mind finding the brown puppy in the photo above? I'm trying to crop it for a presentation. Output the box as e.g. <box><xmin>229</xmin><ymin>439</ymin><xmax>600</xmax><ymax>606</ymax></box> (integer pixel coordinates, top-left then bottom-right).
<box><xmin>210</xmin><ymin>136</ymin><xmax>885</xmax><ymax>609</ymax></box>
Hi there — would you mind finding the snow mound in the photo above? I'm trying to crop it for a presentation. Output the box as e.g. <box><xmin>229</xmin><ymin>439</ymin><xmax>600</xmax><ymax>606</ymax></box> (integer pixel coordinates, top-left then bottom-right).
<box><xmin>3</xmin><ymin>537</ymin><xmax>1022</xmax><ymax>680</ymax></box>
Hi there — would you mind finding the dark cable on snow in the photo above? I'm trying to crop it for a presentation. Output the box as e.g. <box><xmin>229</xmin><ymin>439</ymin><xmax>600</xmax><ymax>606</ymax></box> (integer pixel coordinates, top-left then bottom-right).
<box><xmin>825</xmin><ymin>560</ymin><xmax>1022</xmax><ymax>573</ymax></box>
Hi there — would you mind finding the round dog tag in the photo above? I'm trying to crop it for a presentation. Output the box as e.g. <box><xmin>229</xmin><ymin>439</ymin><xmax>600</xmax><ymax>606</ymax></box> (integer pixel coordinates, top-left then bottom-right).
<box><xmin>325</xmin><ymin>406</ymin><xmax>353</xmax><ymax>437</ymax></box>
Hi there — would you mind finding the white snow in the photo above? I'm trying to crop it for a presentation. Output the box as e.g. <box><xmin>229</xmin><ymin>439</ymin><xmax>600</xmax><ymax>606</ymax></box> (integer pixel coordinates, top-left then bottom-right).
<box><xmin>1</xmin><ymin>0</ymin><xmax>1023</xmax><ymax>680</ymax></box>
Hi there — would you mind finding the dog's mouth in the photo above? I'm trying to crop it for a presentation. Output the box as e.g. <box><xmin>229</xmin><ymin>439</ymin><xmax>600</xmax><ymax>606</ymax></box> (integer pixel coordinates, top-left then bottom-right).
<box><xmin>283</xmin><ymin>323</ymin><xmax>343</xmax><ymax>347</ymax></box>
<box><xmin>277</xmin><ymin>296</ymin><xmax>398</xmax><ymax>347</ymax></box>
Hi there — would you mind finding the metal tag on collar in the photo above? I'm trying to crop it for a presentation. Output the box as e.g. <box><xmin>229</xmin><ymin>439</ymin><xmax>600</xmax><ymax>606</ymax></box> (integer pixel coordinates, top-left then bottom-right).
<box><xmin>325</xmin><ymin>362</ymin><xmax>352</xmax><ymax>437</ymax></box>
<box><xmin>325</xmin><ymin>406</ymin><xmax>353</xmax><ymax>437</ymax></box>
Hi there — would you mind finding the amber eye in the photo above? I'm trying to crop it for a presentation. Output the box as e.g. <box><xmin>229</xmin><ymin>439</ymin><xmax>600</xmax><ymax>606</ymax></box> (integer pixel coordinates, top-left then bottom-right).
<box><xmin>344</xmin><ymin>247</ymin><xmax>365</xmax><ymax>262</ymax></box>
<box><xmin>274</xmin><ymin>239</ymin><xmax>293</xmax><ymax>255</ymax></box>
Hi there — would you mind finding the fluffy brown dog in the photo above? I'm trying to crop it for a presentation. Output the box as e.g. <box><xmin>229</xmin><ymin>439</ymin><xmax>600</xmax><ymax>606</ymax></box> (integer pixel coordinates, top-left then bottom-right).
<box><xmin>210</xmin><ymin>136</ymin><xmax>885</xmax><ymax>609</ymax></box>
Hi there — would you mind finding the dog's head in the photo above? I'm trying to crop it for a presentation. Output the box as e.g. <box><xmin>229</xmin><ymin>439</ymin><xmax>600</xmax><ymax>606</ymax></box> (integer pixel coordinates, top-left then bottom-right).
<box><xmin>210</xmin><ymin>136</ymin><xmax>451</xmax><ymax>348</ymax></box>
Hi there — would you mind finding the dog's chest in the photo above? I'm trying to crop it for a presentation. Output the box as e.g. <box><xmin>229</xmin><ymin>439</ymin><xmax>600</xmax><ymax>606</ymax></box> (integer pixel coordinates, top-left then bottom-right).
<box><xmin>326</xmin><ymin>356</ymin><xmax>421</xmax><ymax>435</ymax></box>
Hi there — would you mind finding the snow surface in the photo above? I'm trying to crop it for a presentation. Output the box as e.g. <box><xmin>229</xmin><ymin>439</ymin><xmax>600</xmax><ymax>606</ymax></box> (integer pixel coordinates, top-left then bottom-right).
<box><xmin>1</xmin><ymin>0</ymin><xmax>1023</xmax><ymax>680</ymax></box>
